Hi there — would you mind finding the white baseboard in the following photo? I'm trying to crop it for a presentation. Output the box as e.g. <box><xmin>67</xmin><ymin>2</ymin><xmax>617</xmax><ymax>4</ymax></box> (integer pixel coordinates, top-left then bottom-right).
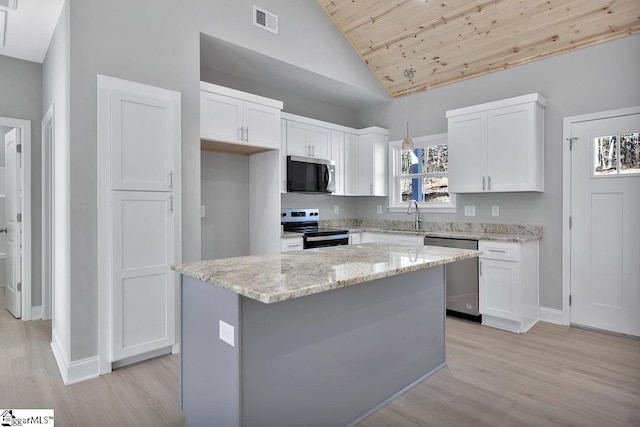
<box><xmin>539</xmin><ymin>306</ymin><xmax>563</xmax><ymax>325</ymax></box>
<box><xmin>31</xmin><ymin>305</ymin><xmax>42</xmax><ymax>320</ymax></box>
<box><xmin>51</xmin><ymin>330</ymin><xmax>100</xmax><ymax>385</ymax></box>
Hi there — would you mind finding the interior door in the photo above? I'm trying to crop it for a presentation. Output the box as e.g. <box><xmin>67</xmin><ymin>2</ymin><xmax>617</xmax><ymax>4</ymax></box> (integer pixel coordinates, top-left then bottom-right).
<box><xmin>4</xmin><ymin>128</ymin><xmax>21</xmax><ymax>318</ymax></box>
<box><xmin>570</xmin><ymin>112</ymin><xmax>640</xmax><ymax>336</ymax></box>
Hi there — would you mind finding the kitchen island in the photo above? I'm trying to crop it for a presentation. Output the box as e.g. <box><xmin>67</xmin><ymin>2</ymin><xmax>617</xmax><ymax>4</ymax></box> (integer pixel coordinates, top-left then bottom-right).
<box><xmin>173</xmin><ymin>242</ymin><xmax>480</xmax><ymax>427</ymax></box>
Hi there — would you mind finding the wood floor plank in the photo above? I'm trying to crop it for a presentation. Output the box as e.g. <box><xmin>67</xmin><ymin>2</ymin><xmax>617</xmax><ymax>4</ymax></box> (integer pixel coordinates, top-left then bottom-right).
<box><xmin>1</xmin><ymin>288</ymin><xmax>639</xmax><ymax>426</ymax></box>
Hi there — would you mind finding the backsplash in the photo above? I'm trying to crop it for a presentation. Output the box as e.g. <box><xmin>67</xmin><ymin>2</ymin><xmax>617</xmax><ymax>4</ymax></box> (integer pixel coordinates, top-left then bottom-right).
<box><xmin>320</xmin><ymin>218</ymin><xmax>543</xmax><ymax>237</ymax></box>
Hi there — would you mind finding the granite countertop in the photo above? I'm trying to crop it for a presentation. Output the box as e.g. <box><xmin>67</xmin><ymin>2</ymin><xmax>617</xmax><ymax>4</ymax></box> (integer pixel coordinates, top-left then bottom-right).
<box><xmin>173</xmin><ymin>242</ymin><xmax>480</xmax><ymax>304</ymax></box>
<box><xmin>319</xmin><ymin>220</ymin><xmax>543</xmax><ymax>243</ymax></box>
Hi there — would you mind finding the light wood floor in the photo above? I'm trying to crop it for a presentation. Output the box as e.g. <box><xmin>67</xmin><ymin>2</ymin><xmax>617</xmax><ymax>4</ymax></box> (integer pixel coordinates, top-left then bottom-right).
<box><xmin>1</xmin><ymin>287</ymin><xmax>639</xmax><ymax>426</ymax></box>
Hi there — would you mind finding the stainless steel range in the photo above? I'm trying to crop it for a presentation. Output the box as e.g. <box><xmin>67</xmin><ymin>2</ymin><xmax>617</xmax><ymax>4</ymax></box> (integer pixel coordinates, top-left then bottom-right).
<box><xmin>281</xmin><ymin>208</ymin><xmax>349</xmax><ymax>249</ymax></box>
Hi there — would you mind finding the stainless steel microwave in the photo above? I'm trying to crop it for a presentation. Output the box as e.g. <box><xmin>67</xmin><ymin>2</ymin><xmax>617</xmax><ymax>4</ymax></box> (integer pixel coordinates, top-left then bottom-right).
<box><xmin>286</xmin><ymin>156</ymin><xmax>335</xmax><ymax>194</ymax></box>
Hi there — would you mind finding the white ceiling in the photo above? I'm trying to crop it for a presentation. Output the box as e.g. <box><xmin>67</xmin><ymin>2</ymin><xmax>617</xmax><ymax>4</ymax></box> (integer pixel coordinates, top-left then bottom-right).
<box><xmin>0</xmin><ymin>0</ymin><xmax>65</xmax><ymax>63</ymax></box>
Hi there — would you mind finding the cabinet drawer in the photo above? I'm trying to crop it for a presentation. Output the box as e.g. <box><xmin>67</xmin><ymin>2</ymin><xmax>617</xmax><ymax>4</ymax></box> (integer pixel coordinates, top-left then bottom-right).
<box><xmin>281</xmin><ymin>237</ymin><xmax>304</xmax><ymax>252</ymax></box>
<box><xmin>479</xmin><ymin>241</ymin><xmax>520</xmax><ymax>261</ymax></box>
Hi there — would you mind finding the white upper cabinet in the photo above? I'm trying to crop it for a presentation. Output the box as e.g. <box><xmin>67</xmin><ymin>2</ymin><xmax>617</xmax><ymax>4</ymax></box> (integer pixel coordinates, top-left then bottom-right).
<box><xmin>344</xmin><ymin>132</ymin><xmax>359</xmax><ymax>196</ymax></box>
<box><xmin>285</xmin><ymin>120</ymin><xmax>332</xmax><ymax>160</ymax></box>
<box><xmin>356</xmin><ymin>129</ymin><xmax>388</xmax><ymax>196</ymax></box>
<box><xmin>200</xmin><ymin>82</ymin><xmax>283</xmax><ymax>150</ymax></box>
<box><xmin>331</xmin><ymin>130</ymin><xmax>345</xmax><ymax>196</ymax></box>
<box><xmin>447</xmin><ymin>93</ymin><xmax>545</xmax><ymax>193</ymax></box>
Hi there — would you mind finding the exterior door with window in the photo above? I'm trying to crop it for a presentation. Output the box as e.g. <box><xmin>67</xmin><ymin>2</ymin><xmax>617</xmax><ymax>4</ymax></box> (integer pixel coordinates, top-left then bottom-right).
<box><xmin>570</xmin><ymin>112</ymin><xmax>640</xmax><ymax>336</ymax></box>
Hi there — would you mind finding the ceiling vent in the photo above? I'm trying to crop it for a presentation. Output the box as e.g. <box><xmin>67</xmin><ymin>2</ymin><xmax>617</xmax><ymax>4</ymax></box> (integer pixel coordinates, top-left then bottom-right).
<box><xmin>253</xmin><ymin>5</ymin><xmax>278</xmax><ymax>35</ymax></box>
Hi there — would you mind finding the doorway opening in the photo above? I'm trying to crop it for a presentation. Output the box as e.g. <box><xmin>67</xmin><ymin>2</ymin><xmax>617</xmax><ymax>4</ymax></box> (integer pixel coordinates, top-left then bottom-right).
<box><xmin>0</xmin><ymin>116</ymin><xmax>32</xmax><ymax>320</ymax></box>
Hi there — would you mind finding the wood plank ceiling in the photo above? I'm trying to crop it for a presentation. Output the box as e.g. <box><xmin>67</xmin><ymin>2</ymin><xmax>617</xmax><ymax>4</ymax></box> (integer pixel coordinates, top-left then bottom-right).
<box><xmin>317</xmin><ymin>0</ymin><xmax>640</xmax><ymax>97</ymax></box>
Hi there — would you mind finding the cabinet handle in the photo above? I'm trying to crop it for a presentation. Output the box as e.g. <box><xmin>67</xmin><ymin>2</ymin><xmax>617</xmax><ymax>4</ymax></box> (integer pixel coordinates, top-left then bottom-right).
<box><xmin>307</xmin><ymin>145</ymin><xmax>312</xmax><ymax>156</ymax></box>
<box><xmin>311</xmin><ymin>145</ymin><xmax>315</xmax><ymax>157</ymax></box>
<box><xmin>239</xmin><ymin>126</ymin><xmax>245</xmax><ymax>142</ymax></box>
<box><xmin>169</xmin><ymin>194</ymin><xmax>174</xmax><ymax>213</ymax></box>
<box><xmin>488</xmin><ymin>176</ymin><xmax>491</xmax><ymax>190</ymax></box>
<box><xmin>482</xmin><ymin>176</ymin><xmax>486</xmax><ymax>191</ymax></box>
<box><xmin>245</xmin><ymin>127</ymin><xmax>249</xmax><ymax>142</ymax></box>
<box><xmin>370</xmin><ymin>183</ymin><xmax>373</xmax><ymax>194</ymax></box>
<box><xmin>488</xmin><ymin>249</ymin><xmax>506</xmax><ymax>253</ymax></box>
<box><xmin>479</xmin><ymin>260</ymin><xmax>482</xmax><ymax>276</ymax></box>
<box><xmin>169</xmin><ymin>170</ymin><xmax>173</xmax><ymax>189</ymax></box>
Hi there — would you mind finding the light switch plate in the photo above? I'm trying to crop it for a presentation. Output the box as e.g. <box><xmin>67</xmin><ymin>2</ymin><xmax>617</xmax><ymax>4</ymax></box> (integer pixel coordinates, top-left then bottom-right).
<box><xmin>200</xmin><ymin>205</ymin><xmax>206</xmax><ymax>218</ymax></box>
<box><xmin>219</xmin><ymin>320</ymin><xmax>235</xmax><ymax>347</ymax></box>
<box><xmin>334</xmin><ymin>205</ymin><xmax>339</xmax><ymax>215</ymax></box>
<box><xmin>492</xmin><ymin>206</ymin><xmax>500</xmax><ymax>216</ymax></box>
<box><xmin>464</xmin><ymin>205</ymin><xmax>476</xmax><ymax>216</ymax></box>
<box><xmin>377</xmin><ymin>205</ymin><xmax>382</xmax><ymax>214</ymax></box>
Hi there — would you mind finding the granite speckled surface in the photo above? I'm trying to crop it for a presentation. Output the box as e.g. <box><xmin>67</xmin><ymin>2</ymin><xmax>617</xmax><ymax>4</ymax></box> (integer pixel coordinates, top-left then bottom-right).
<box><xmin>173</xmin><ymin>242</ymin><xmax>480</xmax><ymax>304</ymax></box>
<box><xmin>317</xmin><ymin>220</ymin><xmax>542</xmax><ymax>242</ymax></box>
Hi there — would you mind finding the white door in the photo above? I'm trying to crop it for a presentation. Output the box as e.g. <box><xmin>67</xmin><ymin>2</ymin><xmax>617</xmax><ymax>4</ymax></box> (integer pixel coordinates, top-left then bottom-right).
<box><xmin>286</xmin><ymin>121</ymin><xmax>311</xmax><ymax>157</ymax></box>
<box><xmin>447</xmin><ymin>111</ymin><xmax>487</xmax><ymax>193</ymax></box>
<box><xmin>4</xmin><ymin>128</ymin><xmax>21</xmax><ymax>318</ymax></box>
<box><xmin>479</xmin><ymin>259</ymin><xmax>520</xmax><ymax>321</ymax></box>
<box><xmin>112</xmin><ymin>191</ymin><xmax>175</xmax><ymax>361</ymax></box>
<box><xmin>308</xmin><ymin>125</ymin><xmax>331</xmax><ymax>160</ymax></box>
<box><xmin>570</xmin><ymin>113</ymin><xmax>640</xmax><ymax>336</ymax></box>
<box><xmin>111</xmin><ymin>90</ymin><xmax>175</xmax><ymax>192</ymax></box>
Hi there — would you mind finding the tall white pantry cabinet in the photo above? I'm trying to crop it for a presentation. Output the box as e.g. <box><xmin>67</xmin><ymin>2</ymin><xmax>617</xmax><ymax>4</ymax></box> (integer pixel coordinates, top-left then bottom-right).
<box><xmin>98</xmin><ymin>75</ymin><xmax>181</xmax><ymax>372</ymax></box>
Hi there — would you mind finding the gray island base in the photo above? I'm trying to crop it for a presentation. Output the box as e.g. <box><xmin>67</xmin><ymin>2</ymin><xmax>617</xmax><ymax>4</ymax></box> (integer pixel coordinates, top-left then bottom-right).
<box><xmin>175</xmin><ymin>243</ymin><xmax>480</xmax><ymax>426</ymax></box>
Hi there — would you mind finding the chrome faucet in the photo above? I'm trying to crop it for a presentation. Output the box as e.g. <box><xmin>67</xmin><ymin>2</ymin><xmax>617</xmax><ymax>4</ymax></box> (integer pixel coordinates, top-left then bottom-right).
<box><xmin>407</xmin><ymin>199</ymin><xmax>422</xmax><ymax>230</ymax></box>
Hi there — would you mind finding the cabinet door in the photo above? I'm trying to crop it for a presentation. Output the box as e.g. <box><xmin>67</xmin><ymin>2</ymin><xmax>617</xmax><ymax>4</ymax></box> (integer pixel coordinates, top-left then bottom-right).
<box><xmin>448</xmin><ymin>111</ymin><xmax>487</xmax><ymax>193</ymax></box>
<box><xmin>200</xmin><ymin>91</ymin><xmax>243</xmax><ymax>144</ymax></box>
<box><xmin>286</xmin><ymin>121</ymin><xmax>311</xmax><ymax>157</ymax></box>
<box><xmin>112</xmin><ymin>191</ymin><xmax>176</xmax><ymax>361</ymax></box>
<box><xmin>309</xmin><ymin>125</ymin><xmax>332</xmax><ymax>160</ymax></box>
<box><xmin>344</xmin><ymin>133</ymin><xmax>359</xmax><ymax>195</ymax></box>
<box><xmin>244</xmin><ymin>102</ymin><xmax>280</xmax><ymax>149</ymax></box>
<box><xmin>331</xmin><ymin>130</ymin><xmax>345</xmax><ymax>195</ymax></box>
<box><xmin>479</xmin><ymin>258</ymin><xmax>520</xmax><ymax>321</ymax></box>
<box><xmin>487</xmin><ymin>103</ymin><xmax>535</xmax><ymax>191</ymax></box>
<box><xmin>358</xmin><ymin>134</ymin><xmax>375</xmax><ymax>195</ymax></box>
<box><xmin>371</xmin><ymin>133</ymin><xmax>388</xmax><ymax>196</ymax></box>
<box><xmin>111</xmin><ymin>89</ymin><xmax>176</xmax><ymax>191</ymax></box>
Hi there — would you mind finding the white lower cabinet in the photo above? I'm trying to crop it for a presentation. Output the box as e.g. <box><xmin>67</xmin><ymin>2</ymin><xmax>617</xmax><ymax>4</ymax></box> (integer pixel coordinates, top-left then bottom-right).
<box><xmin>281</xmin><ymin>237</ymin><xmax>304</xmax><ymax>252</ymax></box>
<box><xmin>479</xmin><ymin>240</ymin><xmax>539</xmax><ymax>333</ymax></box>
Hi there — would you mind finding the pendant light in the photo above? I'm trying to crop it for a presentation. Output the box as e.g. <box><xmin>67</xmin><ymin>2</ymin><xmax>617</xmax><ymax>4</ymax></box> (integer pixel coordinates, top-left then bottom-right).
<box><xmin>401</xmin><ymin>69</ymin><xmax>415</xmax><ymax>152</ymax></box>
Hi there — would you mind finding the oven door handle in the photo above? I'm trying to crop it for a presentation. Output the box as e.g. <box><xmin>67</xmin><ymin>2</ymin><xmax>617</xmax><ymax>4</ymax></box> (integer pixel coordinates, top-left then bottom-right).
<box><xmin>305</xmin><ymin>234</ymin><xmax>350</xmax><ymax>242</ymax></box>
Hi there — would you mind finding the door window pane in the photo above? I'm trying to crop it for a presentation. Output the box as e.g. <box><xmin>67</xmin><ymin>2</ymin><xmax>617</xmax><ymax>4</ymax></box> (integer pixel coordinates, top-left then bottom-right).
<box><xmin>594</xmin><ymin>136</ymin><xmax>618</xmax><ymax>175</ymax></box>
<box><xmin>593</xmin><ymin>133</ymin><xmax>640</xmax><ymax>176</ymax></box>
<box><xmin>620</xmin><ymin>133</ymin><xmax>640</xmax><ymax>174</ymax></box>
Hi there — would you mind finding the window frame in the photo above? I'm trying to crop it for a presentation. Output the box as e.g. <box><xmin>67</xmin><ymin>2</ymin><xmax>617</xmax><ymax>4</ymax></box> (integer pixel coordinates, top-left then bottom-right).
<box><xmin>388</xmin><ymin>133</ymin><xmax>456</xmax><ymax>213</ymax></box>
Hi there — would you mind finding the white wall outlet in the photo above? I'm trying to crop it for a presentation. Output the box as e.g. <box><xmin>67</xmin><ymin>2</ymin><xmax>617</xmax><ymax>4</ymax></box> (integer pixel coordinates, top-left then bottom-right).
<box><xmin>219</xmin><ymin>320</ymin><xmax>235</xmax><ymax>347</ymax></box>
<box><xmin>200</xmin><ymin>205</ymin><xmax>206</xmax><ymax>218</ymax></box>
<box><xmin>464</xmin><ymin>205</ymin><xmax>476</xmax><ymax>216</ymax></box>
<box><xmin>377</xmin><ymin>205</ymin><xmax>382</xmax><ymax>214</ymax></box>
<box><xmin>334</xmin><ymin>205</ymin><xmax>339</xmax><ymax>215</ymax></box>
<box><xmin>492</xmin><ymin>206</ymin><xmax>500</xmax><ymax>216</ymax></box>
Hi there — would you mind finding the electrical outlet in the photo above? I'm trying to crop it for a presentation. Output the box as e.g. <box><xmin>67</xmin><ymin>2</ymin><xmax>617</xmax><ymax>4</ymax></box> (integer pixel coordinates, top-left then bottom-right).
<box><xmin>377</xmin><ymin>205</ymin><xmax>382</xmax><ymax>214</ymax></box>
<box><xmin>200</xmin><ymin>205</ymin><xmax>206</xmax><ymax>218</ymax></box>
<box><xmin>219</xmin><ymin>320</ymin><xmax>235</xmax><ymax>347</ymax></box>
<box><xmin>492</xmin><ymin>206</ymin><xmax>500</xmax><ymax>216</ymax></box>
<box><xmin>334</xmin><ymin>205</ymin><xmax>339</xmax><ymax>215</ymax></box>
<box><xmin>464</xmin><ymin>205</ymin><xmax>476</xmax><ymax>216</ymax></box>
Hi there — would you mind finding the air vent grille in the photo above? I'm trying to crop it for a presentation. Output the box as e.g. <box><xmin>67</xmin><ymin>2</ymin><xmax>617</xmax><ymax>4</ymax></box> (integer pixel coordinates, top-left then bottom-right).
<box><xmin>253</xmin><ymin>5</ymin><xmax>278</xmax><ymax>35</ymax></box>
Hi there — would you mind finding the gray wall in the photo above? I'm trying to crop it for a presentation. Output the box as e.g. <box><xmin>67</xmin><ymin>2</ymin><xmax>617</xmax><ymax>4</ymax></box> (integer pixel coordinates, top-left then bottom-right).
<box><xmin>356</xmin><ymin>34</ymin><xmax>640</xmax><ymax>310</ymax></box>
<box><xmin>282</xmin><ymin>193</ymin><xmax>359</xmax><ymax>220</ymax></box>
<box><xmin>57</xmin><ymin>0</ymin><xmax>380</xmax><ymax>361</ymax></box>
<box><xmin>0</xmin><ymin>55</ymin><xmax>43</xmax><ymax>308</ymax></box>
<box><xmin>201</xmin><ymin>151</ymin><xmax>250</xmax><ymax>259</ymax></box>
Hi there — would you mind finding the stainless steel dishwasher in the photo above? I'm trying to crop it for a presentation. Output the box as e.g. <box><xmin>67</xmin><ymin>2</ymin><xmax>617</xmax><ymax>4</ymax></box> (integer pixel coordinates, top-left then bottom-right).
<box><xmin>424</xmin><ymin>237</ymin><xmax>481</xmax><ymax>322</ymax></box>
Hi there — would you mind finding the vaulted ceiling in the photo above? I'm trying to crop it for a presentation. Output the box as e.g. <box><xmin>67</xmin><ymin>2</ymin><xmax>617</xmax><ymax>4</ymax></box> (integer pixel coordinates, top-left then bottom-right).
<box><xmin>317</xmin><ymin>0</ymin><xmax>640</xmax><ymax>97</ymax></box>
